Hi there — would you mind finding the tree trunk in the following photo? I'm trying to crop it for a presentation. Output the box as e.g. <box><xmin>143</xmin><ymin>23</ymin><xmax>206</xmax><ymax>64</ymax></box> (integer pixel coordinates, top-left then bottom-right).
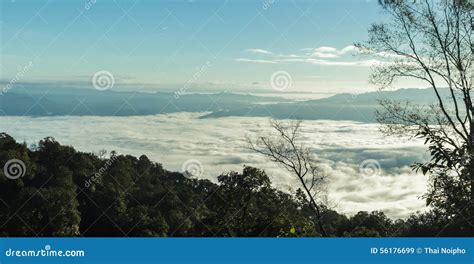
<box><xmin>467</xmin><ymin>125</ymin><xmax>474</xmax><ymax>225</ymax></box>
<box><xmin>298</xmin><ymin>177</ymin><xmax>328</xmax><ymax>237</ymax></box>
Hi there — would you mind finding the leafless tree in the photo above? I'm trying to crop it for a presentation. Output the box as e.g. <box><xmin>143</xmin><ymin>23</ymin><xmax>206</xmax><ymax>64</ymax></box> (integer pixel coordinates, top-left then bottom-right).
<box><xmin>357</xmin><ymin>0</ymin><xmax>473</xmax><ymax>220</ymax></box>
<box><xmin>246</xmin><ymin>120</ymin><xmax>328</xmax><ymax>237</ymax></box>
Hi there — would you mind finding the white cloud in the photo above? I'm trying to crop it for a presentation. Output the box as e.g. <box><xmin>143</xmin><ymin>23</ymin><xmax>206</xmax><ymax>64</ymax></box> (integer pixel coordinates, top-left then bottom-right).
<box><xmin>374</xmin><ymin>51</ymin><xmax>405</xmax><ymax>59</ymax></box>
<box><xmin>309</xmin><ymin>59</ymin><xmax>387</xmax><ymax>67</ymax></box>
<box><xmin>276</xmin><ymin>58</ymin><xmax>386</xmax><ymax>67</ymax></box>
<box><xmin>311</xmin><ymin>51</ymin><xmax>339</xmax><ymax>59</ymax></box>
<box><xmin>0</xmin><ymin>113</ymin><xmax>428</xmax><ymax>219</ymax></box>
<box><xmin>237</xmin><ymin>45</ymin><xmax>392</xmax><ymax>67</ymax></box>
<box><xmin>245</xmin><ymin>48</ymin><xmax>273</xmax><ymax>55</ymax></box>
<box><xmin>234</xmin><ymin>58</ymin><xmax>276</xmax><ymax>64</ymax></box>
<box><xmin>338</xmin><ymin>45</ymin><xmax>360</xmax><ymax>55</ymax></box>
<box><xmin>314</xmin><ymin>46</ymin><xmax>338</xmax><ymax>53</ymax></box>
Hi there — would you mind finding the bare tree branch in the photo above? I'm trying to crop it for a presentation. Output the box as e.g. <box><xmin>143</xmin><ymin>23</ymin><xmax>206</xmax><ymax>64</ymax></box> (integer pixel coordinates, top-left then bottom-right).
<box><xmin>246</xmin><ymin>119</ymin><xmax>328</xmax><ymax>237</ymax></box>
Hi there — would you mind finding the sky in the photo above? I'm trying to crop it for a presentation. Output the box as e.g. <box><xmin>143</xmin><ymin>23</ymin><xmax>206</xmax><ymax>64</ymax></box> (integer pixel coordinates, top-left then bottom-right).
<box><xmin>0</xmin><ymin>0</ymin><xmax>424</xmax><ymax>95</ymax></box>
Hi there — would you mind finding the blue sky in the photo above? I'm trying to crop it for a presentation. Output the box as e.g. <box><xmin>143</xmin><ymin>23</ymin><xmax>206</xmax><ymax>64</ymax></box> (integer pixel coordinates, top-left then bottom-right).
<box><xmin>0</xmin><ymin>0</ymin><xmax>422</xmax><ymax>95</ymax></box>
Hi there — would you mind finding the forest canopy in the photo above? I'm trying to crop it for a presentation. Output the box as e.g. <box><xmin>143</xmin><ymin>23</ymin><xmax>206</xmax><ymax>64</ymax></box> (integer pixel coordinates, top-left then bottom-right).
<box><xmin>0</xmin><ymin>133</ymin><xmax>469</xmax><ymax>237</ymax></box>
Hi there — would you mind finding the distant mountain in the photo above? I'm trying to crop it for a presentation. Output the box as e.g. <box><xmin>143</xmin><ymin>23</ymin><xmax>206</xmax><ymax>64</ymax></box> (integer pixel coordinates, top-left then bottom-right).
<box><xmin>202</xmin><ymin>88</ymin><xmax>448</xmax><ymax>122</ymax></box>
<box><xmin>0</xmin><ymin>86</ymin><xmax>449</xmax><ymax>122</ymax></box>
<box><xmin>0</xmin><ymin>85</ymin><xmax>288</xmax><ymax>117</ymax></box>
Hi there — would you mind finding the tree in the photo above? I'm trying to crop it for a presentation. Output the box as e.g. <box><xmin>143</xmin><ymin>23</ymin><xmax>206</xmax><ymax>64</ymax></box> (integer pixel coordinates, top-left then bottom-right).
<box><xmin>212</xmin><ymin>166</ymin><xmax>319</xmax><ymax>237</ymax></box>
<box><xmin>0</xmin><ymin>132</ymin><xmax>470</xmax><ymax>237</ymax></box>
<box><xmin>358</xmin><ymin>0</ymin><xmax>473</xmax><ymax>224</ymax></box>
<box><xmin>246</xmin><ymin>120</ymin><xmax>328</xmax><ymax>236</ymax></box>
<box><xmin>395</xmin><ymin>210</ymin><xmax>470</xmax><ymax>237</ymax></box>
<box><xmin>216</xmin><ymin>167</ymin><xmax>271</xmax><ymax>236</ymax></box>
<box><xmin>0</xmin><ymin>136</ymin><xmax>81</xmax><ymax>236</ymax></box>
<box><xmin>344</xmin><ymin>211</ymin><xmax>395</xmax><ymax>237</ymax></box>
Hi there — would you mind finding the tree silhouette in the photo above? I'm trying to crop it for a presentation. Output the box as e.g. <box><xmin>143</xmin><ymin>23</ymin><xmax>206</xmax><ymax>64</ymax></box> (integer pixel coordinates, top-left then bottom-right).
<box><xmin>246</xmin><ymin>120</ymin><xmax>328</xmax><ymax>236</ymax></box>
<box><xmin>0</xmin><ymin>133</ymin><xmax>470</xmax><ymax>237</ymax></box>
<box><xmin>358</xmin><ymin>0</ymin><xmax>473</xmax><ymax>227</ymax></box>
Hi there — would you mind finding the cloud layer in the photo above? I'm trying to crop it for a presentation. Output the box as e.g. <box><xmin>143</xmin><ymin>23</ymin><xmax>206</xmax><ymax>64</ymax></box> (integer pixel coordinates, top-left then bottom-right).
<box><xmin>0</xmin><ymin>113</ymin><xmax>428</xmax><ymax>219</ymax></box>
<box><xmin>237</xmin><ymin>45</ymin><xmax>398</xmax><ymax>67</ymax></box>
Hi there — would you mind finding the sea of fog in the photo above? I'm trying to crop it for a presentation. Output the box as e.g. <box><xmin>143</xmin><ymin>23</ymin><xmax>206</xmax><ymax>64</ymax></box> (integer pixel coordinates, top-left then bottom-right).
<box><xmin>0</xmin><ymin>113</ymin><xmax>430</xmax><ymax>219</ymax></box>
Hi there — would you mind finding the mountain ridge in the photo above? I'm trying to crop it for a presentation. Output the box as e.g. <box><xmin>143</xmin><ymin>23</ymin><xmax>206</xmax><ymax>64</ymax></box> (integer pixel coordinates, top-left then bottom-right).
<box><xmin>0</xmin><ymin>86</ymin><xmax>452</xmax><ymax>122</ymax></box>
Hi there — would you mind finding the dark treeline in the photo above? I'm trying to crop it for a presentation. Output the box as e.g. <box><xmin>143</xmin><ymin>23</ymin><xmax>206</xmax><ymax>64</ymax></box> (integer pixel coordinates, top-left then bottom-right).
<box><xmin>0</xmin><ymin>134</ymin><xmax>469</xmax><ymax>237</ymax></box>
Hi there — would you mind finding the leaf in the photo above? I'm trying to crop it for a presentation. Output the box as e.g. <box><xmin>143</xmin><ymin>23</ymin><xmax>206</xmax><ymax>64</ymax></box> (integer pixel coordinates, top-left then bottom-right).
<box><xmin>421</xmin><ymin>166</ymin><xmax>429</xmax><ymax>175</ymax></box>
<box><xmin>290</xmin><ymin>226</ymin><xmax>296</xmax><ymax>234</ymax></box>
<box><xmin>426</xmin><ymin>197</ymin><xmax>432</xmax><ymax>206</ymax></box>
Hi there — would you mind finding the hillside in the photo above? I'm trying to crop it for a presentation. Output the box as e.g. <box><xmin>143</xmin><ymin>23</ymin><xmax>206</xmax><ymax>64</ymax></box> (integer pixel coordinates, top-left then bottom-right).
<box><xmin>0</xmin><ymin>133</ymin><xmax>468</xmax><ymax>237</ymax></box>
<box><xmin>0</xmin><ymin>86</ymin><xmax>455</xmax><ymax>122</ymax></box>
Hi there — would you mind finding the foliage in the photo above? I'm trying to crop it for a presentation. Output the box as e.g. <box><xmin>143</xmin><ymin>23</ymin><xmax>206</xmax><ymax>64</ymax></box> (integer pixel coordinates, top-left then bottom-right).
<box><xmin>246</xmin><ymin>120</ymin><xmax>328</xmax><ymax>236</ymax></box>
<box><xmin>358</xmin><ymin>0</ymin><xmax>473</xmax><ymax>226</ymax></box>
<box><xmin>0</xmin><ymin>133</ymin><xmax>470</xmax><ymax>237</ymax></box>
